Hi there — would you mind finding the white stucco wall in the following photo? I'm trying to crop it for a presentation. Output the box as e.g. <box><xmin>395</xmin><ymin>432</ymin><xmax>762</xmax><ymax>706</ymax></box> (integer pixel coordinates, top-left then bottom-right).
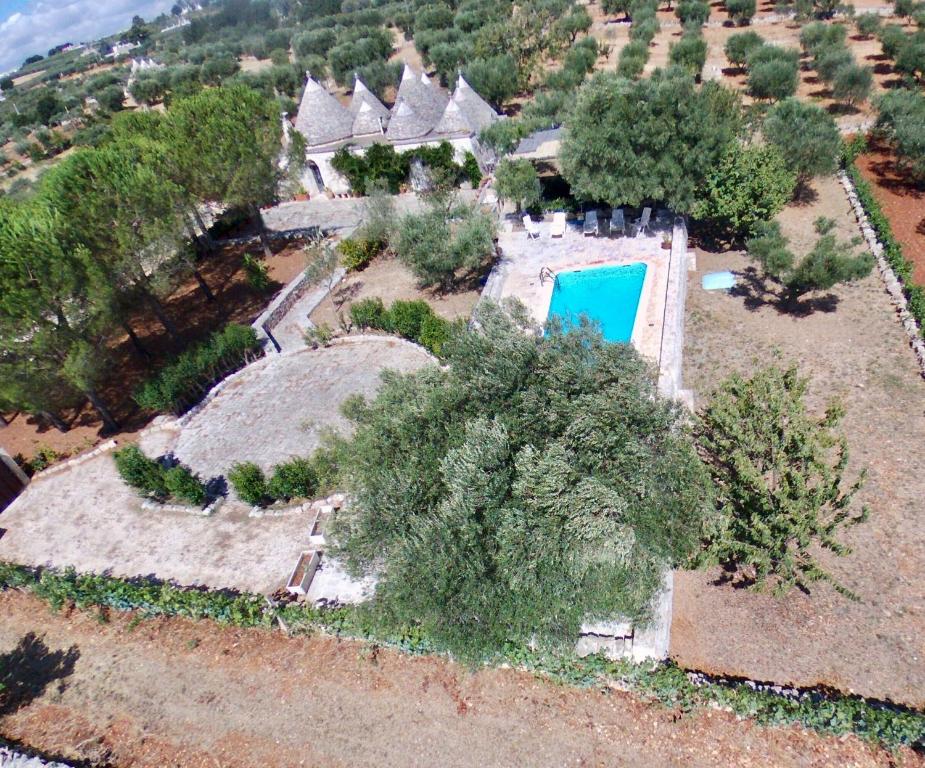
<box><xmin>304</xmin><ymin>136</ymin><xmax>483</xmax><ymax>197</ymax></box>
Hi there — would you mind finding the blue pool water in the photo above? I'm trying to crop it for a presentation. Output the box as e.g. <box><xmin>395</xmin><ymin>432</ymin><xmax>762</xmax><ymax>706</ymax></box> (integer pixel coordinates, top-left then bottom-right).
<box><xmin>546</xmin><ymin>263</ymin><xmax>647</xmax><ymax>343</ymax></box>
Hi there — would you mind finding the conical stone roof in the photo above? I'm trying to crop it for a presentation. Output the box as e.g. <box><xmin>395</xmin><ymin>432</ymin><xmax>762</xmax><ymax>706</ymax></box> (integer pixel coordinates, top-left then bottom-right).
<box><xmin>295</xmin><ymin>74</ymin><xmax>354</xmax><ymax>147</ymax></box>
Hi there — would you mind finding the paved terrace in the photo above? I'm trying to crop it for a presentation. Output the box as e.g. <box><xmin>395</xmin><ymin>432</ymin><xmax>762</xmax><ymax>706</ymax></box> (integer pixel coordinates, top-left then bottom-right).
<box><xmin>0</xmin><ymin>337</ymin><xmax>434</xmax><ymax>594</ymax></box>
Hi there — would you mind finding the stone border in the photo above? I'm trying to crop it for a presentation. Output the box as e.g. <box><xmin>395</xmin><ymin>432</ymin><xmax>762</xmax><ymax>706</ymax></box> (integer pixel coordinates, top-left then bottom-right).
<box><xmin>30</xmin><ymin>439</ymin><xmax>118</xmax><ymax>482</ymax></box>
<box><xmin>839</xmin><ymin>170</ymin><xmax>925</xmax><ymax>377</ymax></box>
<box><xmin>140</xmin><ymin>496</ymin><xmax>225</xmax><ymax>517</ymax></box>
<box><xmin>656</xmin><ymin>217</ymin><xmax>690</xmax><ymax>400</ymax></box>
<box><xmin>252</xmin><ymin>267</ymin><xmax>347</xmax><ymax>354</ymax></box>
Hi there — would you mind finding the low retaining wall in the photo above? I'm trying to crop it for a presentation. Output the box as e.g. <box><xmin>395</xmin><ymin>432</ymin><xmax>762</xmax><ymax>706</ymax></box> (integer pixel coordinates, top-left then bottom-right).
<box><xmin>252</xmin><ymin>267</ymin><xmax>346</xmax><ymax>353</ymax></box>
<box><xmin>839</xmin><ymin>170</ymin><xmax>925</xmax><ymax>377</ymax></box>
<box><xmin>657</xmin><ymin>217</ymin><xmax>689</xmax><ymax>400</ymax></box>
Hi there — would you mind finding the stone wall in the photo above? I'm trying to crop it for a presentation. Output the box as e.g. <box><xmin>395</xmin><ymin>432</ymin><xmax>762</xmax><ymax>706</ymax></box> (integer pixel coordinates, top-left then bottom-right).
<box><xmin>657</xmin><ymin>216</ymin><xmax>690</xmax><ymax>400</ymax></box>
<box><xmin>839</xmin><ymin>170</ymin><xmax>925</xmax><ymax>377</ymax></box>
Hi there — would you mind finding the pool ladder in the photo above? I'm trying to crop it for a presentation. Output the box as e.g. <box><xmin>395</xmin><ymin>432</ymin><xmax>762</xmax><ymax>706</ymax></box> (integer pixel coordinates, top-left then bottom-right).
<box><xmin>539</xmin><ymin>266</ymin><xmax>555</xmax><ymax>285</ymax></box>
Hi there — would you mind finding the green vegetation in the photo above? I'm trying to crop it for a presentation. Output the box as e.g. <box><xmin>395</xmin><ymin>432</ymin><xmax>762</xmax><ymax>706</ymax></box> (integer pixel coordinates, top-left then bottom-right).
<box><xmin>725</xmin><ymin>0</ymin><xmax>757</xmax><ymax>25</ymax></box>
<box><xmin>670</xmin><ymin>32</ymin><xmax>708</xmax><ymax>78</ymax></box>
<box><xmin>746</xmin><ymin>216</ymin><xmax>873</xmax><ymax>300</ymax></box>
<box><xmin>349</xmin><ymin>298</ymin><xmax>454</xmax><ymax>356</ymax></box>
<box><xmin>762</xmin><ymin>98</ymin><xmax>840</xmax><ymax>186</ymax></box>
<box><xmin>329</xmin><ymin>300</ymin><xmax>713</xmax><ymax>659</ymax></box>
<box><xmin>114</xmin><ymin>445</ymin><xmax>207</xmax><ymax>506</ymax></box>
<box><xmin>337</xmin><ymin>236</ymin><xmax>383</xmax><ymax>271</ymax></box>
<box><xmin>875</xmin><ymin>89</ymin><xmax>925</xmax><ymax>180</ymax></box>
<box><xmin>697</xmin><ymin>365</ymin><xmax>869</xmax><ymax>597</ymax></box>
<box><xmin>229</xmin><ymin>454</ymin><xmax>330</xmax><ymax>507</ymax></box>
<box><xmin>560</xmin><ymin>69</ymin><xmax>742</xmax><ymax>212</ymax></box>
<box><xmin>394</xmin><ymin>198</ymin><xmax>497</xmax><ymax>290</ymax></box>
<box><xmin>0</xmin><ymin>561</ymin><xmax>922</xmax><ymax>750</ymax></box>
<box><xmin>494</xmin><ymin>158</ymin><xmax>542</xmax><ymax>211</ymax></box>
<box><xmin>746</xmin><ymin>45</ymin><xmax>800</xmax><ymax>101</ymax></box>
<box><xmin>134</xmin><ymin>324</ymin><xmax>262</xmax><ymax>415</ymax></box>
<box><xmin>842</xmin><ymin>141</ymin><xmax>925</xmax><ymax>336</ymax></box>
<box><xmin>692</xmin><ymin>144</ymin><xmax>797</xmax><ymax>239</ymax></box>
<box><xmin>724</xmin><ymin>30</ymin><xmax>764</xmax><ymax>67</ymax></box>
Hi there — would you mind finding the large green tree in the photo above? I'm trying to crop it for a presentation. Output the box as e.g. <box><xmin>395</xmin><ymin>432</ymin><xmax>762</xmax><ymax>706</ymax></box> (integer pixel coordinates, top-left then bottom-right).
<box><xmin>560</xmin><ymin>70</ymin><xmax>742</xmax><ymax>212</ymax></box>
<box><xmin>697</xmin><ymin>365</ymin><xmax>868</xmax><ymax>597</ymax></box>
<box><xmin>875</xmin><ymin>88</ymin><xmax>925</xmax><ymax>180</ymax></box>
<box><xmin>165</xmin><ymin>85</ymin><xmax>283</xmax><ymax>257</ymax></box>
<box><xmin>494</xmin><ymin>158</ymin><xmax>542</xmax><ymax>211</ymax></box>
<box><xmin>331</xmin><ymin>300</ymin><xmax>713</xmax><ymax>657</ymax></box>
<box><xmin>762</xmin><ymin>98</ymin><xmax>840</xmax><ymax>186</ymax></box>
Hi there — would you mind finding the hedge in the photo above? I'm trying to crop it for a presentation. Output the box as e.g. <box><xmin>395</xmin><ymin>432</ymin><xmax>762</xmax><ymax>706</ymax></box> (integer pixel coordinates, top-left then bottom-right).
<box><xmin>843</xmin><ymin>156</ymin><xmax>925</xmax><ymax>337</ymax></box>
<box><xmin>134</xmin><ymin>324</ymin><xmax>263</xmax><ymax>415</ymax></box>
<box><xmin>349</xmin><ymin>297</ymin><xmax>452</xmax><ymax>355</ymax></box>
<box><xmin>1</xmin><ymin>561</ymin><xmax>922</xmax><ymax>751</ymax></box>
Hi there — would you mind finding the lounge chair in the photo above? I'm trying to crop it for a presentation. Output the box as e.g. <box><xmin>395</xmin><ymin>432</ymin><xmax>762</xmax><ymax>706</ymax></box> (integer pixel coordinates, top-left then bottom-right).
<box><xmin>583</xmin><ymin>209</ymin><xmax>599</xmax><ymax>237</ymax></box>
<box><xmin>635</xmin><ymin>207</ymin><xmax>652</xmax><ymax>237</ymax></box>
<box><xmin>550</xmin><ymin>211</ymin><xmax>567</xmax><ymax>238</ymax></box>
<box><xmin>610</xmin><ymin>208</ymin><xmax>625</xmax><ymax>238</ymax></box>
<box><xmin>523</xmin><ymin>215</ymin><xmax>540</xmax><ymax>239</ymax></box>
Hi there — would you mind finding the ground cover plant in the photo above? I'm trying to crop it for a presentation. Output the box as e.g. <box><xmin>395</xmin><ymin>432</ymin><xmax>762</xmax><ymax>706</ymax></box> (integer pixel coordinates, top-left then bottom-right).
<box><xmin>328</xmin><ymin>300</ymin><xmax>714</xmax><ymax>659</ymax></box>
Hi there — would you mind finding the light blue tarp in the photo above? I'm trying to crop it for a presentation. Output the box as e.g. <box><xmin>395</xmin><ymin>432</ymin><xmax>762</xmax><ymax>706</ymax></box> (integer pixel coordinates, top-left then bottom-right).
<box><xmin>702</xmin><ymin>271</ymin><xmax>736</xmax><ymax>291</ymax></box>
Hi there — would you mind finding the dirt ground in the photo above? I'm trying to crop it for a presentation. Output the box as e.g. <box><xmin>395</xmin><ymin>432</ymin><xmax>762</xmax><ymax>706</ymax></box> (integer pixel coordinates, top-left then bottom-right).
<box><xmin>857</xmin><ymin>139</ymin><xmax>925</xmax><ymax>284</ymax></box>
<box><xmin>0</xmin><ymin>591</ymin><xmax>917</xmax><ymax>768</ymax></box>
<box><xmin>0</xmin><ymin>239</ymin><xmax>308</xmax><ymax>465</ymax></box>
<box><xmin>672</xmin><ymin>173</ymin><xmax>925</xmax><ymax>707</ymax></box>
<box><xmin>310</xmin><ymin>253</ymin><xmax>482</xmax><ymax>329</ymax></box>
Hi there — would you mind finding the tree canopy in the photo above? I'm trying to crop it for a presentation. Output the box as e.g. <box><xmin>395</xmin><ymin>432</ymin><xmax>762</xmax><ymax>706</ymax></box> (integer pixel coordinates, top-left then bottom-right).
<box><xmin>560</xmin><ymin>70</ymin><xmax>743</xmax><ymax>212</ymax></box>
<box><xmin>330</xmin><ymin>300</ymin><xmax>713</xmax><ymax>658</ymax></box>
<box><xmin>762</xmin><ymin>98</ymin><xmax>840</xmax><ymax>184</ymax></box>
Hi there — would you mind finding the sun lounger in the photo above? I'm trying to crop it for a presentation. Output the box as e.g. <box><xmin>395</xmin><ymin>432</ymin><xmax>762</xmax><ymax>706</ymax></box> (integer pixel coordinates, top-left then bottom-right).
<box><xmin>550</xmin><ymin>211</ymin><xmax>567</xmax><ymax>238</ymax></box>
<box><xmin>583</xmin><ymin>209</ymin><xmax>599</xmax><ymax>237</ymax></box>
<box><xmin>635</xmin><ymin>207</ymin><xmax>652</xmax><ymax>237</ymax></box>
<box><xmin>610</xmin><ymin>208</ymin><xmax>625</xmax><ymax>238</ymax></box>
<box><xmin>523</xmin><ymin>215</ymin><xmax>540</xmax><ymax>239</ymax></box>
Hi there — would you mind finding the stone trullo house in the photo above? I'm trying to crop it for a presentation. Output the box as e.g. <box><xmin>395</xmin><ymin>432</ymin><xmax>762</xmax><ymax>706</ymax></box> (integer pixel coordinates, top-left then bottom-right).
<box><xmin>293</xmin><ymin>64</ymin><xmax>501</xmax><ymax>196</ymax></box>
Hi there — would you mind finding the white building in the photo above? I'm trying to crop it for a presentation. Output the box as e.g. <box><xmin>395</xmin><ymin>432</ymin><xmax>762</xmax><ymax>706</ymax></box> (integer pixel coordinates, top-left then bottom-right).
<box><xmin>293</xmin><ymin>64</ymin><xmax>501</xmax><ymax>196</ymax></box>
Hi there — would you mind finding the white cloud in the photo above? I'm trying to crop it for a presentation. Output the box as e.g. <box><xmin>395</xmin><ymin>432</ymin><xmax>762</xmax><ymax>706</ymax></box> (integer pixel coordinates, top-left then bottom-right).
<box><xmin>0</xmin><ymin>0</ymin><xmax>175</xmax><ymax>74</ymax></box>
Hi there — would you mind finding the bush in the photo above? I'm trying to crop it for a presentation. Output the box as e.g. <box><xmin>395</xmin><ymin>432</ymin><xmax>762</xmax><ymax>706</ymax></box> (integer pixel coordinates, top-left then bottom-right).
<box><xmin>388</xmin><ymin>299</ymin><xmax>433</xmax><ymax>340</ymax></box>
<box><xmin>243</xmin><ymin>253</ymin><xmax>271</xmax><ymax>290</ymax></box>
<box><xmin>417</xmin><ymin>312</ymin><xmax>451</xmax><ymax>356</ymax></box>
<box><xmin>268</xmin><ymin>457</ymin><xmax>319</xmax><ymax>501</ymax></box>
<box><xmin>725</xmin><ymin>31</ymin><xmax>764</xmax><ymax>67</ymax></box>
<box><xmin>349</xmin><ymin>297</ymin><xmax>389</xmax><ymax>329</ymax></box>
<box><xmin>337</xmin><ymin>236</ymin><xmax>381</xmax><ymax>271</ymax></box>
<box><xmin>725</xmin><ymin>0</ymin><xmax>757</xmax><ymax>24</ymax></box>
<box><xmin>114</xmin><ymin>446</ymin><xmax>168</xmax><ymax>500</ymax></box>
<box><xmin>228</xmin><ymin>462</ymin><xmax>271</xmax><ymax>506</ymax></box>
<box><xmin>461</xmin><ymin>152</ymin><xmax>482</xmax><ymax>187</ymax></box>
<box><xmin>134</xmin><ymin>324</ymin><xmax>262</xmax><ymax>415</ymax></box>
<box><xmin>164</xmin><ymin>464</ymin><xmax>207</xmax><ymax>506</ymax></box>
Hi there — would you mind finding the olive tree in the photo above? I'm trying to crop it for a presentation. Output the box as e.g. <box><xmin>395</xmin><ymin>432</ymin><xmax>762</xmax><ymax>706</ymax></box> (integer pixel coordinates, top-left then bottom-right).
<box><xmin>697</xmin><ymin>365</ymin><xmax>869</xmax><ymax>597</ymax></box>
<box><xmin>762</xmin><ymin>98</ymin><xmax>840</xmax><ymax>186</ymax></box>
<box><xmin>494</xmin><ymin>158</ymin><xmax>542</xmax><ymax>211</ymax></box>
<box><xmin>560</xmin><ymin>70</ymin><xmax>742</xmax><ymax>212</ymax></box>
<box><xmin>875</xmin><ymin>88</ymin><xmax>925</xmax><ymax>179</ymax></box>
<box><xmin>331</xmin><ymin>300</ymin><xmax>713</xmax><ymax>658</ymax></box>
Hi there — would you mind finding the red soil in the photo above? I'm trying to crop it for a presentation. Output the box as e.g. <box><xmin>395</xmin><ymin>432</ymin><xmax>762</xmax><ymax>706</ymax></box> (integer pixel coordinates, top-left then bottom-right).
<box><xmin>856</xmin><ymin>139</ymin><xmax>925</xmax><ymax>285</ymax></box>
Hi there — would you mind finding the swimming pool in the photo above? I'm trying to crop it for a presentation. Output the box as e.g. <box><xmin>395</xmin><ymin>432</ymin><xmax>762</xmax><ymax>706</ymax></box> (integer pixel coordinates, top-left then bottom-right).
<box><xmin>546</xmin><ymin>263</ymin><xmax>647</xmax><ymax>343</ymax></box>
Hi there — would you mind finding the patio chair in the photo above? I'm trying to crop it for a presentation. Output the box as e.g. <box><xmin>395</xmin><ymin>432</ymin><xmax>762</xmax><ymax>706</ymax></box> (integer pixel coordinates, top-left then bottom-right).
<box><xmin>635</xmin><ymin>207</ymin><xmax>652</xmax><ymax>237</ymax></box>
<box><xmin>523</xmin><ymin>215</ymin><xmax>541</xmax><ymax>239</ymax></box>
<box><xmin>610</xmin><ymin>208</ymin><xmax>626</xmax><ymax>238</ymax></box>
<box><xmin>550</xmin><ymin>211</ymin><xmax>567</xmax><ymax>238</ymax></box>
<box><xmin>583</xmin><ymin>209</ymin><xmax>599</xmax><ymax>237</ymax></box>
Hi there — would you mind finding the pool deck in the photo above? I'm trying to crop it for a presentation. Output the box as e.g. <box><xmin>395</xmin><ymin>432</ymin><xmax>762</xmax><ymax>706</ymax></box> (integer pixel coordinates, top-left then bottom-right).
<box><xmin>488</xmin><ymin>212</ymin><xmax>690</xmax><ymax>400</ymax></box>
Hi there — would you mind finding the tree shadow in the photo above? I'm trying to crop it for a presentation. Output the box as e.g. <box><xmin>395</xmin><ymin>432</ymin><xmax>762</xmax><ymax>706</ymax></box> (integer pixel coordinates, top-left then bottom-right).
<box><xmin>872</xmin><ymin>62</ymin><xmax>894</xmax><ymax>75</ymax></box>
<box><xmin>826</xmin><ymin>102</ymin><xmax>860</xmax><ymax>116</ymax></box>
<box><xmin>722</xmin><ymin>65</ymin><xmax>746</xmax><ymax>77</ymax></box>
<box><xmin>0</xmin><ymin>633</ymin><xmax>80</xmax><ymax>715</ymax></box>
<box><xmin>866</xmin><ymin>52</ymin><xmax>889</xmax><ymax>62</ymax></box>
<box><xmin>730</xmin><ymin>266</ymin><xmax>840</xmax><ymax>316</ymax></box>
<box><xmin>791</xmin><ymin>183</ymin><xmax>819</xmax><ymax>206</ymax></box>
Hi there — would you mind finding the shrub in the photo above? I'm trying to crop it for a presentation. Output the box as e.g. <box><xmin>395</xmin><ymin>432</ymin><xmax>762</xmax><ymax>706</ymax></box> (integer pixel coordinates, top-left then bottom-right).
<box><xmin>243</xmin><ymin>254</ymin><xmax>271</xmax><ymax>290</ymax></box>
<box><xmin>268</xmin><ymin>457</ymin><xmax>319</xmax><ymax>501</ymax></box>
<box><xmin>114</xmin><ymin>446</ymin><xmax>168</xmax><ymax>500</ymax></box>
<box><xmin>417</xmin><ymin>312</ymin><xmax>451</xmax><ymax>355</ymax></box>
<box><xmin>725</xmin><ymin>31</ymin><xmax>764</xmax><ymax>67</ymax></box>
<box><xmin>388</xmin><ymin>299</ymin><xmax>432</xmax><ymax>340</ymax></box>
<box><xmin>337</xmin><ymin>236</ymin><xmax>381</xmax><ymax>271</ymax></box>
<box><xmin>725</xmin><ymin>0</ymin><xmax>757</xmax><ymax>25</ymax></box>
<box><xmin>134</xmin><ymin>325</ymin><xmax>262</xmax><ymax>415</ymax></box>
<box><xmin>228</xmin><ymin>462</ymin><xmax>271</xmax><ymax>506</ymax></box>
<box><xmin>164</xmin><ymin>464</ymin><xmax>207</xmax><ymax>506</ymax></box>
<box><xmin>350</xmin><ymin>297</ymin><xmax>389</xmax><ymax>329</ymax></box>
<box><xmin>676</xmin><ymin>0</ymin><xmax>711</xmax><ymax>25</ymax></box>
<box><xmin>461</xmin><ymin>152</ymin><xmax>482</xmax><ymax>187</ymax></box>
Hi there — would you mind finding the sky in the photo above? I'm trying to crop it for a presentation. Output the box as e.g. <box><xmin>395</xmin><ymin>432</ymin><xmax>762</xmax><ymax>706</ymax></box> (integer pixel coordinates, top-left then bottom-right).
<box><xmin>0</xmin><ymin>0</ymin><xmax>174</xmax><ymax>74</ymax></box>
